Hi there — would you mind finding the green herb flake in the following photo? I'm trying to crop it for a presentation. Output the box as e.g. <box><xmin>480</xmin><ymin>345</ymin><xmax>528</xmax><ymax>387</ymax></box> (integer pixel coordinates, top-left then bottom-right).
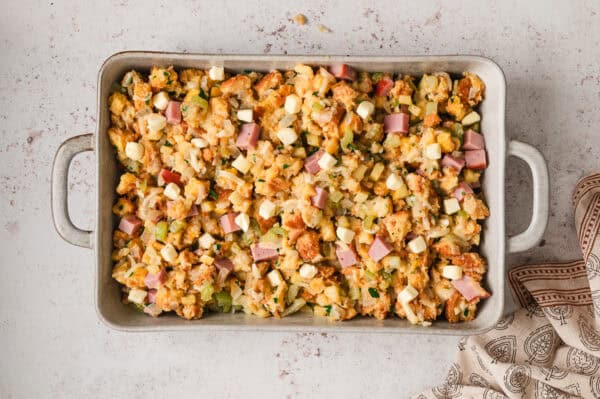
<box><xmin>282</xmin><ymin>164</ymin><xmax>290</xmax><ymax>169</ymax></box>
<box><xmin>199</xmin><ymin>88</ymin><xmax>209</xmax><ymax>100</ymax></box>
<box><xmin>368</xmin><ymin>288</ymin><xmax>380</xmax><ymax>298</ymax></box>
<box><xmin>258</xmin><ymin>178</ymin><xmax>265</xmax><ymax>183</ymax></box>
<box><xmin>463</xmin><ymin>308</ymin><xmax>469</xmax><ymax>317</ymax></box>
<box><xmin>324</xmin><ymin>305</ymin><xmax>332</xmax><ymax>315</ymax></box>
<box><xmin>214</xmin><ymin>243</ymin><xmax>222</xmax><ymax>251</ymax></box>
<box><xmin>164</xmin><ymin>141</ymin><xmax>173</xmax><ymax>147</ymax></box>
<box><xmin>273</xmin><ymin>297</ymin><xmax>278</xmax><ymax>304</ymax></box>
<box><xmin>209</xmin><ymin>189</ymin><xmax>218</xmax><ymax>200</ymax></box>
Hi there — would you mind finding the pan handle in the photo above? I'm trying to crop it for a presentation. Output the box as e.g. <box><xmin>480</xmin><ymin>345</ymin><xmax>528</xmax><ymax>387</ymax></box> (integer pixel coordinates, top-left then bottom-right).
<box><xmin>507</xmin><ymin>140</ymin><xmax>549</xmax><ymax>253</ymax></box>
<box><xmin>51</xmin><ymin>134</ymin><xmax>94</xmax><ymax>248</ymax></box>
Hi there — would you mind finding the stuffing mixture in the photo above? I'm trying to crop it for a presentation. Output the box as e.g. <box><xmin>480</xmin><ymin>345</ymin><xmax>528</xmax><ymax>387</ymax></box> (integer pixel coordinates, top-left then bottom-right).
<box><xmin>108</xmin><ymin>63</ymin><xmax>490</xmax><ymax>325</ymax></box>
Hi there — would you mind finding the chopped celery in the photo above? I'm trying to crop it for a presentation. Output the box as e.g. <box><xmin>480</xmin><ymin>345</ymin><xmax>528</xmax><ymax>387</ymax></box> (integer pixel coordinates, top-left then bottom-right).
<box><xmin>312</xmin><ymin>101</ymin><xmax>324</xmax><ymax>111</ymax></box>
<box><xmin>364</xmin><ymin>269</ymin><xmax>377</xmax><ymax>281</ymax></box>
<box><xmin>363</xmin><ymin>214</ymin><xmax>375</xmax><ymax>230</ymax></box>
<box><xmin>269</xmin><ymin>226</ymin><xmax>287</xmax><ymax>236</ymax></box>
<box><xmin>372</xmin><ymin>72</ymin><xmax>383</xmax><ymax>82</ymax></box>
<box><xmin>169</xmin><ymin>220</ymin><xmax>187</xmax><ymax>233</ymax></box>
<box><xmin>329</xmin><ymin>190</ymin><xmax>343</xmax><ymax>203</ymax></box>
<box><xmin>349</xmin><ymin>286</ymin><xmax>360</xmax><ymax>300</ymax></box>
<box><xmin>215</xmin><ymin>291</ymin><xmax>232</xmax><ymax>312</ymax></box>
<box><xmin>155</xmin><ymin>221</ymin><xmax>168</xmax><ymax>242</ymax></box>
<box><xmin>341</xmin><ymin>128</ymin><xmax>354</xmax><ymax>150</ymax></box>
<box><xmin>191</xmin><ymin>95</ymin><xmax>208</xmax><ymax>109</ymax></box>
<box><xmin>425</xmin><ymin>101</ymin><xmax>438</xmax><ymax>116</ymax></box>
<box><xmin>200</xmin><ymin>283</ymin><xmax>215</xmax><ymax>302</ymax></box>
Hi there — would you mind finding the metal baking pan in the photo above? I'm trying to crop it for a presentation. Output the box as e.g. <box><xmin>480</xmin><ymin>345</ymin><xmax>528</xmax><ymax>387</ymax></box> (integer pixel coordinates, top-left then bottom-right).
<box><xmin>51</xmin><ymin>52</ymin><xmax>549</xmax><ymax>334</ymax></box>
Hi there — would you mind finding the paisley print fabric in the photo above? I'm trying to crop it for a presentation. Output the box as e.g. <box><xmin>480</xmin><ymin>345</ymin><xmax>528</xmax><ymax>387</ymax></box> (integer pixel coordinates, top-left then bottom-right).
<box><xmin>417</xmin><ymin>173</ymin><xmax>600</xmax><ymax>398</ymax></box>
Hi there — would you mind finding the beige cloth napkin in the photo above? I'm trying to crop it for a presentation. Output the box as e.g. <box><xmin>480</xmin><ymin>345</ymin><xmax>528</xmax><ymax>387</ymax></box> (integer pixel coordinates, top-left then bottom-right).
<box><xmin>415</xmin><ymin>173</ymin><xmax>600</xmax><ymax>399</ymax></box>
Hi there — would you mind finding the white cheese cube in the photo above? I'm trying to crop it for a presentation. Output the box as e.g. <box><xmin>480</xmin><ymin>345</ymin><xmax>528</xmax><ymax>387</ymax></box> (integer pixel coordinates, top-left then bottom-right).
<box><xmin>146</xmin><ymin>113</ymin><xmax>167</xmax><ymax>133</ymax></box>
<box><xmin>299</xmin><ymin>263</ymin><xmax>318</xmax><ymax>279</ymax></box>
<box><xmin>163</xmin><ymin>183</ymin><xmax>181</xmax><ymax>200</ymax></box>
<box><xmin>284</xmin><ymin>94</ymin><xmax>302</xmax><ymax>114</ymax></box>
<box><xmin>398</xmin><ymin>284</ymin><xmax>419</xmax><ymax>303</ymax></box>
<box><xmin>232</xmin><ymin>154</ymin><xmax>252</xmax><ymax>174</ymax></box>
<box><xmin>317</xmin><ymin>152</ymin><xmax>337</xmax><ymax>171</ymax></box>
<box><xmin>259</xmin><ymin>199</ymin><xmax>277</xmax><ymax>219</ymax></box>
<box><xmin>208</xmin><ymin>66</ymin><xmax>225</xmax><ymax>81</ymax></box>
<box><xmin>336</xmin><ymin>226</ymin><xmax>355</xmax><ymax>244</ymax></box>
<box><xmin>388</xmin><ymin>255</ymin><xmax>401</xmax><ymax>269</ymax></box>
<box><xmin>424</xmin><ymin>143</ymin><xmax>442</xmax><ymax>160</ymax></box>
<box><xmin>461</xmin><ymin>111</ymin><xmax>481</xmax><ymax>126</ymax></box>
<box><xmin>386</xmin><ymin>173</ymin><xmax>404</xmax><ymax>191</ymax></box>
<box><xmin>397</xmin><ymin>95</ymin><xmax>413</xmax><ymax>105</ymax></box>
<box><xmin>160</xmin><ymin>243</ymin><xmax>178</xmax><ymax>263</ymax></box>
<box><xmin>198</xmin><ymin>233</ymin><xmax>216</xmax><ymax>249</ymax></box>
<box><xmin>442</xmin><ymin>265</ymin><xmax>463</xmax><ymax>280</ymax></box>
<box><xmin>234</xmin><ymin>212</ymin><xmax>250</xmax><ymax>232</ymax></box>
<box><xmin>356</xmin><ymin>101</ymin><xmax>375</xmax><ymax>120</ymax></box>
<box><xmin>407</xmin><ymin>236</ymin><xmax>427</xmax><ymax>254</ymax></box>
<box><xmin>277</xmin><ymin>127</ymin><xmax>298</xmax><ymax>146</ymax></box>
<box><xmin>128</xmin><ymin>288</ymin><xmax>147</xmax><ymax>305</ymax></box>
<box><xmin>152</xmin><ymin>91</ymin><xmax>170</xmax><ymax>111</ymax></box>
<box><xmin>191</xmin><ymin>137</ymin><xmax>208</xmax><ymax>149</ymax></box>
<box><xmin>125</xmin><ymin>142</ymin><xmax>144</xmax><ymax>161</ymax></box>
<box><xmin>237</xmin><ymin>109</ymin><xmax>254</xmax><ymax>123</ymax></box>
<box><xmin>267</xmin><ymin>269</ymin><xmax>283</xmax><ymax>287</ymax></box>
<box><xmin>443</xmin><ymin>198</ymin><xmax>461</xmax><ymax>215</ymax></box>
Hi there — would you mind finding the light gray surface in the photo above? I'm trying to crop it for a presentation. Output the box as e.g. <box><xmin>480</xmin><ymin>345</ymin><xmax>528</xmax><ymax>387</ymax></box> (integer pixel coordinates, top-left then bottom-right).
<box><xmin>1</xmin><ymin>1</ymin><xmax>599</xmax><ymax>397</ymax></box>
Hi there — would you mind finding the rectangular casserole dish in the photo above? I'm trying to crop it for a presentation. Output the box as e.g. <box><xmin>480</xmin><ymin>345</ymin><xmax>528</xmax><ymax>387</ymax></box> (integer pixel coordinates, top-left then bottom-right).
<box><xmin>51</xmin><ymin>52</ymin><xmax>549</xmax><ymax>334</ymax></box>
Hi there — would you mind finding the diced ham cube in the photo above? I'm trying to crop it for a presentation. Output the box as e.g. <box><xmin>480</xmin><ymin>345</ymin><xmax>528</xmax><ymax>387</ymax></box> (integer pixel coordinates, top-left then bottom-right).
<box><xmin>146</xmin><ymin>289</ymin><xmax>158</xmax><ymax>304</ymax></box>
<box><xmin>336</xmin><ymin>244</ymin><xmax>359</xmax><ymax>268</ymax></box>
<box><xmin>160</xmin><ymin>168</ymin><xmax>181</xmax><ymax>185</ymax></box>
<box><xmin>367</xmin><ymin>236</ymin><xmax>393</xmax><ymax>262</ymax></box>
<box><xmin>304</xmin><ymin>150</ymin><xmax>324</xmax><ymax>174</ymax></box>
<box><xmin>165</xmin><ymin>101</ymin><xmax>182</xmax><ymax>124</ymax></box>
<box><xmin>465</xmin><ymin>149</ymin><xmax>487</xmax><ymax>170</ymax></box>
<box><xmin>144</xmin><ymin>268</ymin><xmax>167</xmax><ymax>289</ymax></box>
<box><xmin>118</xmin><ymin>215</ymin><xmax>143</xmax><ymax>236</ymax></box>
<box><xmin>187</xmin><ymin>204</ymin><xmax>199</xmax><ymax>217</ymax></box>
<box><xmin>236</xmin><ymin>123</ymin><xmax>261</xmax><ymax>150</ymax></box>
<box><xmin>375</xmin><ymin>75</ymin><xmax>394</xmax><ymax>97</ymax></box>
<box><xmin>453</xmin><ymin>182</ymin><xmax>474</xmax><ymax>201</ymax></box>
<box><xmin>214</xmin><ymin>258</ymin><xmax>234</xmax><ymax>272</ymax></box>
<box><xmin>250</xmin><ymin>244</ymin><xmax>279</xmax><ymax>261</ymax></box>
<box><xmin>219</xmin><ymin>212</ymin><xmax>241</xmax><ymax>234</ymax></box>
<box><xmin>384</xmin><ymin>113</ymin><xmax>409</xmax><ymax>134</ymax></box>
<box><xmin>462</xmin><ymin>130</ymin><xmax>485</xmax><ymax>150</ymax></box>
<box><xmin>311</xmin><ymin>187</ymin><xmax>328</xmax><ymax>209</ymax></box>
<box><xmin>329</xmin><ymin>64</ymin><xmax>356</xmax><ymax>81</ymax></box>
<box><xmin>451</xmin><ymin>276</ymin><xmax>490</xmax><ymax>301</ymax></box>
<box><xmin>441</xmin><ymin>155</ymin><xmax>466</xmax><ymax>173</ymax></box>
<box><xmin>143</xmin><ymin>300</ymin><xmax>162</xmax><ymax>317</ymax></box>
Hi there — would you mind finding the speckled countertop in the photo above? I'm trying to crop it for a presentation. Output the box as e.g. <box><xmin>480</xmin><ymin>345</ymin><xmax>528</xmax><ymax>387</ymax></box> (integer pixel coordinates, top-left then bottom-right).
<box><xmin>1</xmin><ymin>1</ymin><xmax>600</xmax><ymax>397</ymax></box>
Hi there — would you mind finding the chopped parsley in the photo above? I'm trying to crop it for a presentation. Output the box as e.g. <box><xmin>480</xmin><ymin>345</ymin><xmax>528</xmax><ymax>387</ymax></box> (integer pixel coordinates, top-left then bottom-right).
<box><xmin>199</xmin><ymin>88</ymin><xmax>209</xmax><ymax>100</ymax></box>
<box><xmin>324</xmin><ymin>305</ymin><xmax>332</xmax><ymax>315</ymax></box>
<box><xmin>282</xmin><ymin>164</ymin><xmax>290</xmax><ymax>169</ymax></box>
<box><xmin>273</xmin><ymin>297</ymin><xmax>278</xmax><ymax>304</ymax></box>
<box><xmin>164</xmin><ymin>141</ymin><xmax>173</xmax><ymax>147</ymax></box>
<box><xmin>463</xmin><ymin>308</ymin><xmax>469</xmax><ymax>317</ymax></box>
<box><xmin>368</xmin><ymin>288</ymin><xmax>380</xmax><ymax>298</ymax></box>
<box><xmin>258</xmin><ymin>178</ymin><xmax>265</xmax><ymax>183</ymax></box>
<box><xmin>209</xmin><ymin>189</ymin><xmax>218</xmax><ymax>200</ymax></box>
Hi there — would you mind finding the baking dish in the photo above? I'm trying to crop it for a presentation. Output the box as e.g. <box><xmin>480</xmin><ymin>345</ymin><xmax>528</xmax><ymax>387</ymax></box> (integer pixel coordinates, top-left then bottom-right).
<box><xmin>51</xmin><ymin>52</ymin><xmax>549</xmax><ymax>334</ymax></box>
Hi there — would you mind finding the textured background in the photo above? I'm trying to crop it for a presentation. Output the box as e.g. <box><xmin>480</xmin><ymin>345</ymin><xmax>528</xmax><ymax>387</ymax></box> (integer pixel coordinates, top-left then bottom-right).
<box><xmin>1</xmin><ymin>1</ymin><xmax>600</xmax><ymax>397</ymax></box>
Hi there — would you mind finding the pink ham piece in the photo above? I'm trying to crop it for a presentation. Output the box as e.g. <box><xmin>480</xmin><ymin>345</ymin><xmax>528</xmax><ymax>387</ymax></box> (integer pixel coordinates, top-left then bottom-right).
<box><xmin>375</xmin><ymin>75</ymin><xmax>394</xmax><ymax>97</ymax></box>
<box><xmin>219</xmin><ymin>212</ymin><xmax>241</xmax><ymax>234</ymax></box>
<box><xmin>304</xmin><ymin>150</ymin><xmax>324</xmax><ymax>174</ymax></box>
<box><xmin>236</xmin><ymin>123</ymin><xmax>261</xmax><ymax>150</ymax></box>
<box><xmin>250</xmin><ymin>244</ymin><xmax>279</xmax><ymax>261</ymax></box>
<box><xmin>462</xmin><ymin>130</ymin><xmax>485</xmax><ymax>150</ymax></box>
<box><xmin>118</xmin><ymin>215</ymin><xmax>143</xmax><ymax>236</ymax></box>
<box><xmin>144</xmin><ymin>268</ymin><xmax>167</xmax><ymax>289</ymax></box>
<box><xmin>187</xmin><ymin>204</ymin><xmax>199</xmax><ymax>217</ymax></box>
<box><xmin>453</xmin><ymin>182</ymin><xmax>474</xmax><ymax>201</ymax></box>
<box><xmin>465</xmin><ymin>149</ymin><xmax>487</xmax><ymax>170</ymax></box>
<box><xmin>329</xmin><ymin>64</ymin><xmax>356</xmax><ymax>81</ymax></box>
<box><xmin>311</xmin><ymin>187</ymin><xmax>328</xmax><ymax>209</ymax></box>
<box><xmin>367</xmin><ymin>236</ymin><xmax>393</xmax><ymax>262</ymax></box>
<box><xmin>165</xmin><ymin>101</ymin><xmax>182</xmax><ymax>124</ymax></box>
<box><xmin>451</xmin><ymin>276</ymin><xmax>490</xmax><ymax>302</ymax></box>
<box><xmin>214</xmin><ymin>258</ymin><xmax>234</xmax><ymax>272</ymax></box>
<box><xmin>441</xmin><ymin>155</ymin><xmax>466</xmax><ymax>173</ymax></box>
<box><xmin>146</xmin><ymin>289</ymin><xmax>158</xmax><ymax>304</ymax></box>
<box><xmin>336</xmin><ymin>244</ymin><xmax>359</xmax><ymax>268</ymax></box>
<box><xmin>143</xmin><ymin>299</ymin><xmax>162</xmax><ymax>317</ymax></box>
<box><xmin>384</xmin><ymin>113</ymin><xmax>409</xmax><ymax>134</ymax></box>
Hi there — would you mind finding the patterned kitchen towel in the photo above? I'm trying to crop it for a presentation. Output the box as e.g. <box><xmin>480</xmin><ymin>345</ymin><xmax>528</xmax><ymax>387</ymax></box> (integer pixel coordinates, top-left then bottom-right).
<box><xmin>415</xmin><ymin>173</ymin><xmax>600</xmax><ymax>399</ymax></box>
